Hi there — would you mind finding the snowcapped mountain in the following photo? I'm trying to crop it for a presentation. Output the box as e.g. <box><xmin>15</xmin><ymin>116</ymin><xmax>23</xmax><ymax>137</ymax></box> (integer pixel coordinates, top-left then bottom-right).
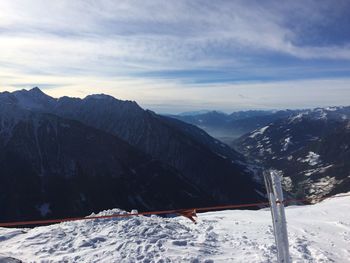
<box><xmin>0</xmin><ymin>193</ymin><xmax>349</xmax><ymax>262</ymax></box>
<box><xmin>0</xmin><ymin>88</ymin><xmax>263</xmax><ymax>222</ymax></box>
<box><xmin>234</xmin><ymin>107</ymin><xmax>350</xmax><ymax>200</ymax></box>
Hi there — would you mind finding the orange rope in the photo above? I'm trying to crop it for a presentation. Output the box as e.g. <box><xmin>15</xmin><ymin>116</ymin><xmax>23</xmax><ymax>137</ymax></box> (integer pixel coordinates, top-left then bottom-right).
<box><xmin>0</xmin><ymin>193</ymin><xmax>349</xmax><ymax>227</ymax></box>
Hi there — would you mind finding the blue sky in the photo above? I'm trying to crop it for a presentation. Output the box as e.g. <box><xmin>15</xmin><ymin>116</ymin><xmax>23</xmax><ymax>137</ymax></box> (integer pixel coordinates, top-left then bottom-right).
<box><xmin>1</xmin><ymin>0</ymin><xmax>350</xmax><ymax>113</ymax></box>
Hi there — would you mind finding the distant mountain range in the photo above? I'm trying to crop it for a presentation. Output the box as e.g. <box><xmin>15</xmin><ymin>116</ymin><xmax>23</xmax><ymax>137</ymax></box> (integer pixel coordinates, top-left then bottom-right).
<box><xmin>170</xmin><ymin>110</ymin><xmax>299</xmax><ymax>143</ymax></box>
<box><xmin>234</xmin><ymin>107</ymin><xmax>350</xmax><ymax>200</ymax></box>
<box><xmin>172</xmin><ymin>106</ymin><xmax>350</xmax><ymax>201</ymax></box>
<box><xmin>0</xmin><ymin>88</ymin><xmax>263</xmax><ymax>222</ymax></box>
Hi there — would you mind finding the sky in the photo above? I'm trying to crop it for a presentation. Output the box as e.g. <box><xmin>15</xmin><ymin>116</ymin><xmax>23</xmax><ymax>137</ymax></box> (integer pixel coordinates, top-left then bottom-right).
<box><xmin>1</xmin><ymin>0</ymin><xmax>350</xmax><ymax>113</ymax></box>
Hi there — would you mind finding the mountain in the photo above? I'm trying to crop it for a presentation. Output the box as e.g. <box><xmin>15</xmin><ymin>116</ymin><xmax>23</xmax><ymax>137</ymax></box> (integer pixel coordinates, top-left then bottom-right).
<box><xmin>174</xmin><ymin>110</ymin><xmax>229</xmax><ymax>126</ymax></box>
<box><xmin>234</xmin><ymin>107</ymin><xmax>350</xmax><ymax>200</ymax></box>
<box><xmin>0</xmin><ymin>103</ymin><xmax>216</xmax><ymax>222</ymax></box>
<box><xmin>0</xmin><ymin>88</ymin><xmax>264</xmax><ymax>221</ymax></box>
<box><xmin>225</xmin><ymin>110</ymin><xmax>298</xmax><ymax>139</ymax></box>
<box><xmin>171</xmin><ymin>110</ymin><xmax>298</xmax><ymax>143</ymax></box>
<box><xmin>177</xmin><ymin>110</ymin><xmax>213</xmax><ymax>116</ymax></box>
<box><xmin>50</xmin><ymin>93</ymin><xmax>262</xmax><ymax>204</ymax></box>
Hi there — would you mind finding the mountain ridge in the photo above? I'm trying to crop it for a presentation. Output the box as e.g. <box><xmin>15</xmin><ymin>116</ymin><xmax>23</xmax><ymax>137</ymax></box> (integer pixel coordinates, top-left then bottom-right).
<box><xmin>234</xmin><ymin>107</ymin><xmax>350</xmax><ymax>200</ymax></box>
<box><xmin>0</xmin><ymin>104</ymin><xmax>217</xmax><ymax>221</ymax></box>
<box><xmin>0</xmin><ymin>88</ymin><xmax>264</xmax><ymax>221</ymax></box>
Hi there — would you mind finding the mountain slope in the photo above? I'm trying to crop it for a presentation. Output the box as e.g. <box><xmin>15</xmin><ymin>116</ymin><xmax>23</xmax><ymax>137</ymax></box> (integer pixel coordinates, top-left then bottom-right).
<box><xmin>51</xmin><ymin>94</ymin><xmax>262</xmax><ymax>204</ymax></box>
<box><xmin>0</xmin><ymin>104</ymin><xmax>214</xmax><ymax>222</ymax></box>
<box><xmin>0</xmin><ymin>88</ymin><xmax>264</xmax><ymax>217</ymax></box>
<box><xmin>235</xmin><ymin>107</ymin><xmax>350</xmax><ymax>200</ymax></box>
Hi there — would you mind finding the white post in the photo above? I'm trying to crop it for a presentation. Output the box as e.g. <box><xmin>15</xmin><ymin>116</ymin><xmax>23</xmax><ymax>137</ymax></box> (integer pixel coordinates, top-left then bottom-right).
<box><xmin>264</xmin><ymin>170</ymin><xmax>291</xmax><ymax>263</ymax></box>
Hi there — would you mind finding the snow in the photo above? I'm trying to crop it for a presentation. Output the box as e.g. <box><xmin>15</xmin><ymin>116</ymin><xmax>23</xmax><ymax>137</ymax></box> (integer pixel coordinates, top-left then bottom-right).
<box><xmin>314</xmin><ymin>109</ymin><xmax>328</xmax><ymax>119</ymax></box>
<box><xmin>325</xmin><ymin>106</ymin><xmax>338</xmax><ymax>111</ymax></box>
<box><xmin>301</xmin><ymin>152</ymin><xmax>321</xmax><ymax>166</ymax></box>
<box><xmin>282</xmin><ymin>137</ymin><xmax>292</xmax><ymax>151</ymax></box>
<box><xmin>281</xmin><ymin>176</ymin><xmax>293</xmax><ymax>192</ymax></box>
<box><xmin>249</xmin><ymin>126</ymin><xmax>269</xmax><ymax>138</ymax></box>
<box><xmin>1</xmin><ymin>194</ymin><xmax>350</xmax><ymax>262</ymax></box>
<box><xmin>304</xmin><ymin>165</ymin><xmax>333</xmax><ymax>177</ymax></box>
<box><xmin>215</xmin><ymin>153</ymin><xmax>227</xmax><ymax>159</ymax></box>
<box><xmin>265</xmin><ymin>148</ymin><xmax>273</xmax><ymax>154</ymax></box>
<box><xmin>0</xmin><ymin>256</ymin><xmax>21</xmax><ymax>263</ymax></box>
<box><xmin>307</xmin><ymin>177</ymin><xmax>342</xmax><ymax>198</ymax></box>
<box><xmin>288</xmin><ymin>113</ymin><xmax>305</xmax><ymax>123</ymax></box>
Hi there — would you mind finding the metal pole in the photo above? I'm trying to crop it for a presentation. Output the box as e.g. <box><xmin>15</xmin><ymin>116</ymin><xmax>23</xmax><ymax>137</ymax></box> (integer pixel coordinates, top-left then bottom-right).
<box><xmin>264</xmin><ymin>170</ymin><xmax>291</xmax><ymax>263</ymax></box>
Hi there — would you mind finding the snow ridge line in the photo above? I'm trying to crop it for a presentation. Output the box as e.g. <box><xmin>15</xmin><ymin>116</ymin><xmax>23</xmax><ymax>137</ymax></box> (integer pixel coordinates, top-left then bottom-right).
<box><xmin>1</xmin><ymin>193</ymin><xmax>350</xmax><ymax>228</ymax></box>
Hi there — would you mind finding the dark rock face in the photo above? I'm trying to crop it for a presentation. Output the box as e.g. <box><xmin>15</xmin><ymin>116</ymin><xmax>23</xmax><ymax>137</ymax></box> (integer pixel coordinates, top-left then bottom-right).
<box><xmin>50</xmin><ymin>95</ymin><xmax>262</xmax><ymax>204</ymax></box>
<box><xmin>0</xmin><ymin>88</ymin><xmax>263</xmax><ymax>222</ymax></box>
<box><xmin>0</xmin><ymin>107</ymin><xmax>215</xmax><ymax>221</ymax></box>
<box><xmin>235</xmin><ymin>107</ymin><xmax>350</xmax><ymax>200</ymax></box>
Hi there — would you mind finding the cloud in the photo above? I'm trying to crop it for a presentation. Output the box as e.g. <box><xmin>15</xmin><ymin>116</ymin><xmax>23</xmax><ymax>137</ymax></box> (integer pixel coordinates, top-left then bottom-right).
<box><xmin>137</xmin><ymin>78</ymin><xmax>350</xmax><ymax>113</ymax></box>
<box><xmin>1</xmin><ymin>1</ymin><xmax>350</xmax><ymax>66</ymax></box>
<box><xmin>0</xmin><ymin>0</ymin><xmax>350</xmax><ymax>112</ymax></box>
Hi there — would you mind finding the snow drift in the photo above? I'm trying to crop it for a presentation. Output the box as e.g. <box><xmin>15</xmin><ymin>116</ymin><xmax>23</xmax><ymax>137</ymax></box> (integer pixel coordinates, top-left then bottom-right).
<box><xmin>0</xmin><ymin>194</ymin><xmax>349</xmax><ymax>262</ymax></box>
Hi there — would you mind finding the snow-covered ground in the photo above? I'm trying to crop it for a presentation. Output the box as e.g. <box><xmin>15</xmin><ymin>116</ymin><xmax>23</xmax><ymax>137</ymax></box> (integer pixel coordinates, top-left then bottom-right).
<box><xmin>249</xmin><ymin>126</ymin><xmax>269</xmax><ymax>138</ymax></box>
<box><xmin>1</xmin><ymin>194</ymin><xmax>350</xmax><ymax>263</ymax></box>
